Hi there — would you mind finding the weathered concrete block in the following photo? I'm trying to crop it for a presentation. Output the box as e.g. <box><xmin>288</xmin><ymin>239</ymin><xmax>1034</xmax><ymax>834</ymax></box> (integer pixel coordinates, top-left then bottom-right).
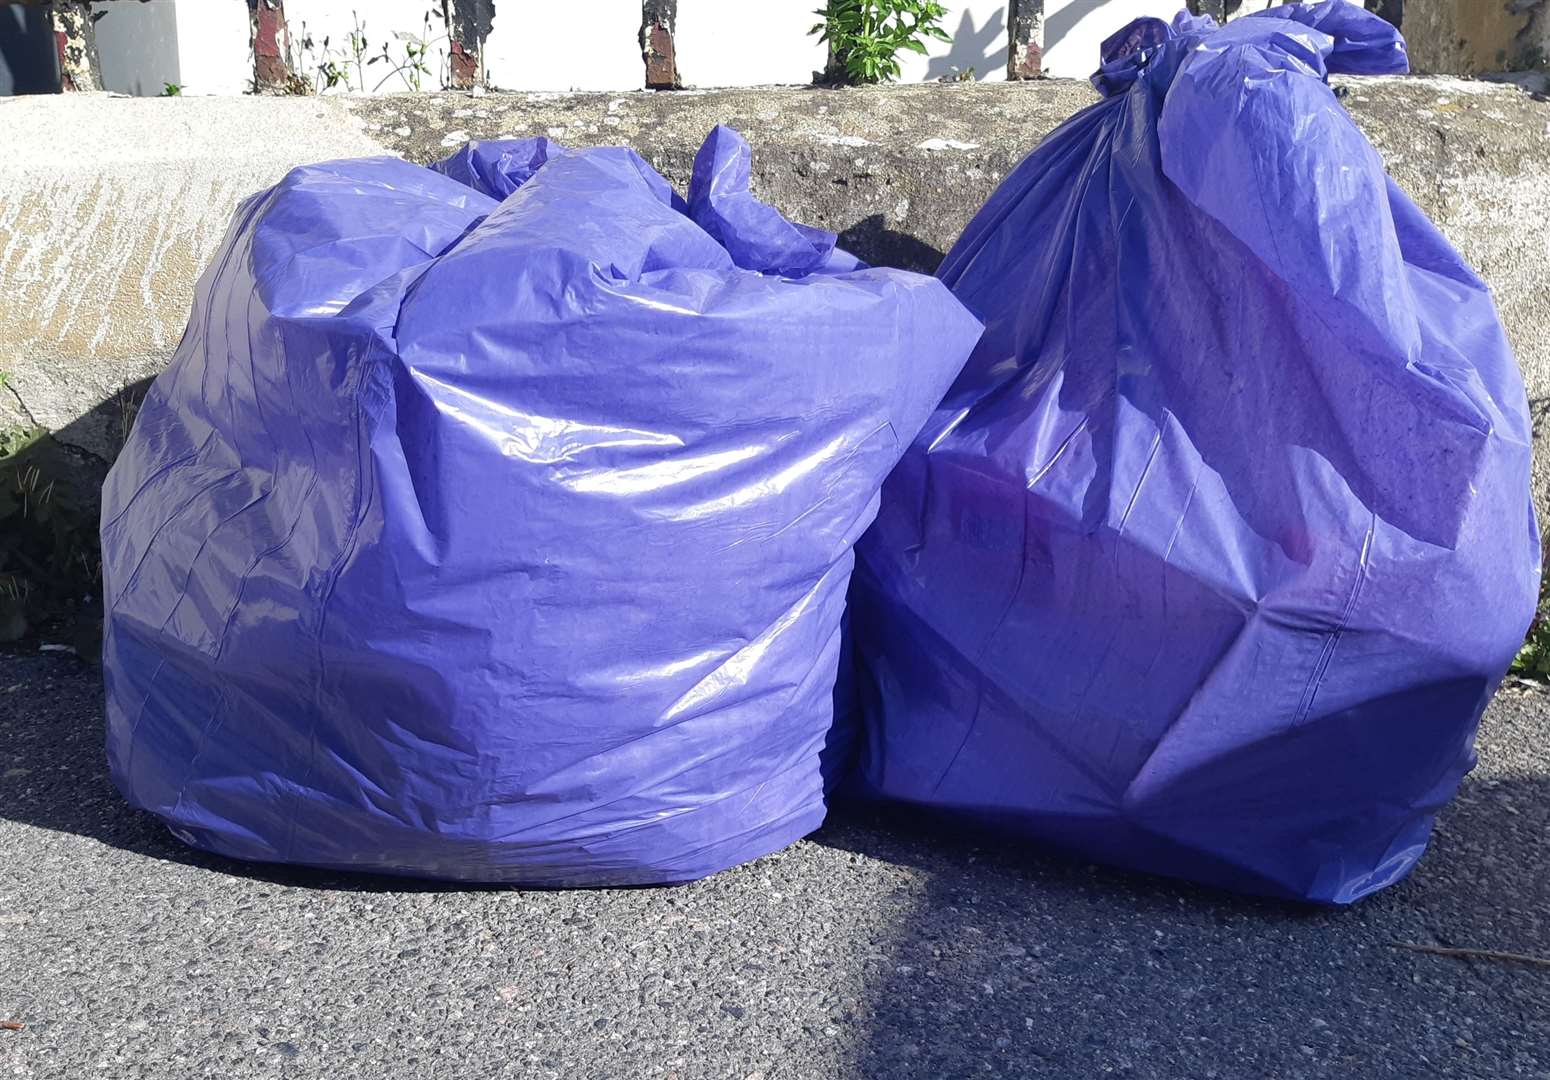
<box><xmin>358</xmin><ymin>81</ymin><xmax>1100</xmax><ymax>272</ymax></box>
<box><xmin>338</xmin><ymin>81</ymin><xmax>1550</xmax><ymax>530</ymax></box>
<box><xmin>0</xmin><ymin>93</ymin><xmax>380</xmax><ymax>460</ymax></box>
<box><xmin>2</xmin><ymin>81</ymin><xmax>1547</xmax><ymax>526</ymax></box>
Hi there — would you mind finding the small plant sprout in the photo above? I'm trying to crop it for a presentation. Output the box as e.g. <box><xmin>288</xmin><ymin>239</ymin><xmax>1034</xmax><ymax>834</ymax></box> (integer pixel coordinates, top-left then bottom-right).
<box><xmin>306</xmin><ymin>11</ymin><xmax>373</xmax><ymax>93</ymax></box>
<box><xmin>812</xmin><ymin>0</ymin><xmax>952</xmax><ymax>85</ymax></box>
<box><xmin>296</xmin><ymin>7</ymin><xmax>449</xmax><ymax>94</ymax></box>
<box><xmin>1512</xmin><ymin>570</ymin><xmax>1550</xmax><ymax>680</ymax></box>
<box><xmin>368</xmin><ymin>9</ymin><xmax>446</xmax><ymax>92</ymax></box>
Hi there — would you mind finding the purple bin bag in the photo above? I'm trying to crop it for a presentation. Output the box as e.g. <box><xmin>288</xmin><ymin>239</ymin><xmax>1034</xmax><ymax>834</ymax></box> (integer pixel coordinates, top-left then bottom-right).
<box><xmin>849</xmin><ymin>4</ymin><xmax>1539</xmax><ymax>903</ymax></box>
<box><xmin>101</xmin><ymin>125</ymin><xmax>982</xmax><ymax>886</ymax></box>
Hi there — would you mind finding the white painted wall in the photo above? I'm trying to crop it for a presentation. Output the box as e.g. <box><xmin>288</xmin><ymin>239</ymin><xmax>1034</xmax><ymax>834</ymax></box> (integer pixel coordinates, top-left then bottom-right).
<box><xmin>92</xmin><ymin>0</ymin><xmax>181</xmax><ymax>97</ymax></box>
<box><xmin>85</xmin><ymin>0</ymin><xmax>1214</xmax><ymax>96</ymax></box>
<box><xmin>482</xmin><ymin>1</ymin><xmax>641</xmax><ymax>91</ymax></box>
<box><xmin>1041</xmin><ymin>0</ymin><xmax>1181</xmax><ymax>78</ymax></box>
<box><xmin>676</xmin><ymin>0</ymin><xmax>826</xmax><ymax>88</ymax></box>
<box><xmin>897</xmin><ymin>1</ymin><xmax>1009</xmax><ymax>82</ymax></box>
<box><xmin>886</xmin><ymin>0</ymin><xmax>1186</xmax><ymax>84</ymax></box>
<box><xmin>94</xmin><ymin>0</ymin><xmax>263</xmax><ymax>96</ymax></box>
<box><xmin>1225</xmin><ymin>0</ymin><xmax>1281</xmax><ymax>18</ymax></box>
<box><xmin>285</xmin><ymin>0</ymin><xmax>454</xmax><ymax>92</ymax></box>
<box><xmin>174</xmin><ymin>0</ymin><xmax>251</xmax><ymax>96</ymax></box>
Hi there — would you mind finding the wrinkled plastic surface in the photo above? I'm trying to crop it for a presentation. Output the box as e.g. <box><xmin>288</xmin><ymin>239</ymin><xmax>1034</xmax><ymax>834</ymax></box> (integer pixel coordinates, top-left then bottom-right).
<box><xmin>850</xmin><ymin>4</ymin><xmax>1539</xmax><ymax>903</ymax></box>
<box><xmin>102</xmin><ymin>126</ymin><xmax>981</xmax><ymax>885</ymax></box>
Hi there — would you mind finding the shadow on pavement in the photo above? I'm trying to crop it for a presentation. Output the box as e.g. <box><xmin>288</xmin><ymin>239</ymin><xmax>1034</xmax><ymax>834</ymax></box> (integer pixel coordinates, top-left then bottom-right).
<box><xmin>4</xmin><ymin>345</ymin><xmax>1548</xmax><ymax>1077</ymax></box>
<box><xmin>0</xmin><ymin>652</ymin><xmax>529</xmax><ymax>894</ymax></box>
<box><xmin>2</xmin><ymin>649</ymin><xmax>1548</xmax><ymax>1076</ymax></box>
<box><xmin>807</xmin><ymin>694</ymin><xmax>1550</xmax><ymax>1078</ymax></box>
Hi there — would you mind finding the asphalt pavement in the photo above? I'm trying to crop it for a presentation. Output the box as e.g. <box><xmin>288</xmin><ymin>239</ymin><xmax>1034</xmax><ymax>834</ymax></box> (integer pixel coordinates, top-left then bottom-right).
<box><xmin>1</xmin><ymin>650</ymin><xmax>1546</xmax><ymax>1079</ymax></box>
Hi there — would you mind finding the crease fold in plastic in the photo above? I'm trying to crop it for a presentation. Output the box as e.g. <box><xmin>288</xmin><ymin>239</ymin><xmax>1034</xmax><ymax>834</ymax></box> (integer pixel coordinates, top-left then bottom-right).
<box><xmin>849</xmin><ymin>3</ymin><xmax>1540</xmax><ymax>903</ymax></box>
<box><xmin>101</xmin><ymin>125</ymin><xmax>982</xmax><ymax>885</ymax></box>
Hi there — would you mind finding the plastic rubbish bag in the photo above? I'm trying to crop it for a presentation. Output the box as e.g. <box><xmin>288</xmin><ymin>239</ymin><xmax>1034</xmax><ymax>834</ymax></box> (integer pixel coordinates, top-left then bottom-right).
<box><xmin>101</xmin><ymin>126</ymin><xmax>981</xmax><ymax>885</ymax></box>
<box><xmin>849</xmin><ymin>4</ymin><xmax>1539</xmax><ymax>903</ymax></box>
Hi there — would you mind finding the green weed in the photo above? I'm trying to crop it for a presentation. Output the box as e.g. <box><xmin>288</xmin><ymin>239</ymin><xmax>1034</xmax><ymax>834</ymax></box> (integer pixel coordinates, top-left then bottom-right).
<box><xmin>1512</xmin><ymin>569</ymin><xmax>1550</xmax><ymax>680</ymax></box>
<box><xmin>812</xmin><ymin>0</ymin><xmax>952</xmax><ymax>84</ymax></box>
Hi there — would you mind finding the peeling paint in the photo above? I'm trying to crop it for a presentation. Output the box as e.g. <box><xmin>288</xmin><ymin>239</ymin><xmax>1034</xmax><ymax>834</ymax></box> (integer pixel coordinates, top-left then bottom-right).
<box><xmin>444</xmin><ymin>0</ymin><xmax>495</xmax><ymax>89</ymax></box>
<box><xmin>641</xmin><ymin>0</ymin><xmax>679</xmax><ymax>90</ymax></box>
<box><xmin>249</xmin><ymin>0</ymin><xmax>292</xmax><ymax>92</ymax></box>
<box><xmin>1008</xmin><ymin>0</ymin><xmax>1043</xmax><ymax>80</ymax></box>
<box><xmin>51</xmin><ymin>1</ymin><xmax>100</xmax><ymax>93</ymax></box>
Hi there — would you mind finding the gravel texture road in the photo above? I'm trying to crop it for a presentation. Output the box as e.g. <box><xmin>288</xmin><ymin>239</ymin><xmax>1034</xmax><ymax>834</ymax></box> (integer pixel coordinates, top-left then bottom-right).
<box><xmin>1</xmin><ymin>650</ymin><xmax>1546</xmax><ymax>1079</ymax></box>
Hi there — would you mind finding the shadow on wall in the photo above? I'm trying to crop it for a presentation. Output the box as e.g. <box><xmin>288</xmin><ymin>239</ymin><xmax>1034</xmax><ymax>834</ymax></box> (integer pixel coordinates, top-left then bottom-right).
<box><xmin>0</xmin><ymin>4</ymin><xmax>60</xmax><ymax>95</ymax></box>
<box><xmin>926</xmin><ymin>6</ymin><xmax>1010</xmax><ymax>81</ymax></box>
<box><xmin>89</xmin><ymin>0</ymin><xmax>181</xmax><ymax>98</ymax></box>
<box><xmin>839</xmin><ymin>216</ymin><xmax>948</xmax><ymax>274</ymax></box>
<box><xmin>0</xmin><ymin>375</ymin><xmax>154</xmax><ymax>656</ymax></box>
<box><xmin>1042</xmin><ymin>0</ymin><xmax>1110</xmax><ymax>63</ymax></box>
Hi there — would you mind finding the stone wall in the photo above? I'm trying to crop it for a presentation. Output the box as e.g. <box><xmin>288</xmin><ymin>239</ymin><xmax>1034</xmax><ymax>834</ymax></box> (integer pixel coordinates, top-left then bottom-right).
<box><xmin>2</xmin><ymin>80</ymin><xmax>1548</xmax><ymax>521</ymax></box>
<box><xmin>1404</xmin><ymin>0</ymin><xmax>1548</xmax><ymax>76</ymax></box>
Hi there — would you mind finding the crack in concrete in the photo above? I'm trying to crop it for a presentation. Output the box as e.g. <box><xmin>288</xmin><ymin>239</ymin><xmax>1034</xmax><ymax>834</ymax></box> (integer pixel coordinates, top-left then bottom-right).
<box><xmin>50</xmin><ymin>436</ymin><xmax>110</xmax><ymax>469</ymax></box>
<box><xmin>1430</xmin><ymin>123</ymin><xmax>1451</xmax><ymax>222</ymax></box>
<box><xmin>2</xmin><ymin>379</ymin><xmax>40</xmax><ymax>429</ymax></box>
<box><xmin>1</xmin><ymin>379</ymin><xmax>114</xmax><ymax>468</ymax></box>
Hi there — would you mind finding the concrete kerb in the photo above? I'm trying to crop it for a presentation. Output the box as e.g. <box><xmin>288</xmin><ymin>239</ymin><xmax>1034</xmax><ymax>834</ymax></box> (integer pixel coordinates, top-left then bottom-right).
<box><xmin>1</xmin><ymin>79</ymin><xmax>1547</xmax><ymax>517</ymax></box>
